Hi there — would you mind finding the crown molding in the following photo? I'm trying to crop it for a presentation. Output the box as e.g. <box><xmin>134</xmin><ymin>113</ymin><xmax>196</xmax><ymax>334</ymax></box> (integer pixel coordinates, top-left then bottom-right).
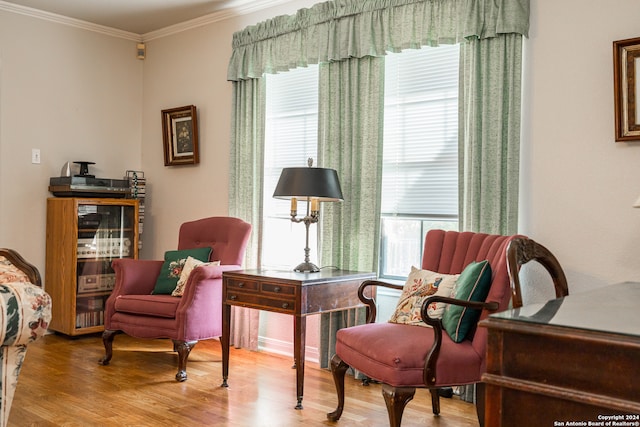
<box><xmin>0</xmin><ymin>0</ymin><xmax>141</xmax><ymax>41</ymax></box>
<box><xmin>0</xmin><ymin>0</ymin><xmax>294</xmax><ymax>43</ymax></box>
<box><xmin>142</xmin><ymin>0</ymin><xmax>294</xmax><ymax>41</ymax></box>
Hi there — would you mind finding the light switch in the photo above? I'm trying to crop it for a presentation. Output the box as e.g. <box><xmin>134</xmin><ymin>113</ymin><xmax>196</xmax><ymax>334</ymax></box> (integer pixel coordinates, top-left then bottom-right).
<box><xmin>32</xmin><ymin>149</ymin><xmax>41</xmax><ymax>164</ymax></box>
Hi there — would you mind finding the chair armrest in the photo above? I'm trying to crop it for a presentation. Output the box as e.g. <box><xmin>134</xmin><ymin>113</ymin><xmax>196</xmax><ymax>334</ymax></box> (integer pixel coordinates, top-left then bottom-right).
<box><xmin>175</xmin><ymin>265</ymin><xmax>242</xmax><ymax>325</ymax></box>
<box><xmin>181</xmin><ymin>264</ymin><xmax>241</xmax><ymax>282</ymax></box>
<box><xmin>357</xmin><ymin>280</ymin><xmax>403</xmax><ymax>323</ymax></box>
<box><xmin>420</xmin><ymin>295</ymin><xmax>500</xmax><ymax>386</ymax></box>
<box><xmin>111</xmin><ymin>258</ymin><xmax>164</xmax><ymax>296</ymax></box>
<box><xmin>177</xmin><ymin>264</ymin><xmax>242</xmax><ymax>303</ymax></box>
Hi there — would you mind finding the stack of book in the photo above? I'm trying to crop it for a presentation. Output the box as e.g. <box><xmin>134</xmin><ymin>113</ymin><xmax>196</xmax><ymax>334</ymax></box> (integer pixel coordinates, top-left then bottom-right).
<box><xmin>126</xmin><ymin>170</ymin><xmax>146</xmax><ymax>250</ymax></box>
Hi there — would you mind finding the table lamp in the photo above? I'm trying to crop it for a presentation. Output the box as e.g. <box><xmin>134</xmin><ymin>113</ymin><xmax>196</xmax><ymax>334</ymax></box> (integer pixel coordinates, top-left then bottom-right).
<box><xmin>273</xmin><ymin>158</ymin><xmax>343</xmax><ymax>272</ymax></box>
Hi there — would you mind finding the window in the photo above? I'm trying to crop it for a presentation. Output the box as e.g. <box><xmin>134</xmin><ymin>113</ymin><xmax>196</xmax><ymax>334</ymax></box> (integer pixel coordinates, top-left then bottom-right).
<box><xmin>261</xmin><ymin>45</ymin><xmax>460</xmax><ymax>279</ymax></box>
<box><xmin>379</xmin><ymin>45</ymin><xmax>460</xmax><ymax>279</ymax></box>
<box><xmin>262</xmin><ymin>65</ymin><xmax>319</xmax><ymax>269</ymax></box>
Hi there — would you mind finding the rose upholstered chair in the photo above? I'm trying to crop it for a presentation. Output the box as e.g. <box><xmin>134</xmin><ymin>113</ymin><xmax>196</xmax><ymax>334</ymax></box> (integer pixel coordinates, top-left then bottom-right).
<box><xmin>327</xmin><ymin>230</ymin><xmax>520</xmax><ymax>426</ymax></box>
<box><xmin>327</xmin><ymin>231</ymin><xmax>569</xmax><ymax>427</ymax></box>
<box><xmin>99</xmin><ymin>217</ymin><xmax>251</xmax><ymax>381</ymax></box>
<box><xmin>0</xmin><ymin>248</ymin><xmax>52</xmax><ymax>427</ymax></box>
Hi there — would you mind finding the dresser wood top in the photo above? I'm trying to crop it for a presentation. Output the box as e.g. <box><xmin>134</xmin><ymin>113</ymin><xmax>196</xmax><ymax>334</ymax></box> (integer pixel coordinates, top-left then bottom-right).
<box><xmin>488</xmin><ymin>281</ymin><xmax>640</xmax><ymax>338</ymax></box>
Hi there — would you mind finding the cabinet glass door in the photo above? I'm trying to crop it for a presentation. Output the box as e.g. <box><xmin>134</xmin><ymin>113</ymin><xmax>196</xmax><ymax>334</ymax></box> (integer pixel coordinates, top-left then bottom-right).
<box><xmin>76</xmin><ymin>204</ymin><xmax>135</xmax><ymax>329</ymax></box>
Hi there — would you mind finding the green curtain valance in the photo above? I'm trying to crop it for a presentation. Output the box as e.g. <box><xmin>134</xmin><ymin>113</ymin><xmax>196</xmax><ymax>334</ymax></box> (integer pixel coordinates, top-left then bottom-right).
<box><xmin>227</xmin><ymin>0</ymin><xmax>529</xmax><ymax>81</ymax></box>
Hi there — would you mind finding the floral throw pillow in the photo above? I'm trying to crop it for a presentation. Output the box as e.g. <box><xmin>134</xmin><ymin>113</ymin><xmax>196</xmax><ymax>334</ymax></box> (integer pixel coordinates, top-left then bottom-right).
<box><xmin>389</xmin><ymin>266</ymin><xmax>459</xmax><ymax>327</ymax></box>
<box><xmin>152</xmin><ymin>247</ymin><xmax>212</xmax><ymax>295</ymax></box>
<box><xmin>171</xmin><ymin>256</ymin><xmax>221</xmax><ymax>297</ymax></box>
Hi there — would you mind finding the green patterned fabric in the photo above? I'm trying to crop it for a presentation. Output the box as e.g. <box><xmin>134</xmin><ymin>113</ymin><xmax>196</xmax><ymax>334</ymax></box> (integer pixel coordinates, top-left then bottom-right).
<box><xmin>458</xmin><ymin>33</ymin><xmax>523</xmax><ymax>235</ymax></box>
<box><xmin>228</xmin><ymin>78</ymin><xmax>265</xmax><ymax>270</ymax></box>
<box><xmin>227</xmin><ymin>77</ymin><xmax>265</xmax><ymax>351</ymax></box>
<box><xmin>227</xmin><ymin>0</ymin><xmax>529</xmax><ymax>81</ymax></box>
<box><xmin>317</xmin><ymin>56</ymin><xmax>384</xmax><ymax>369</ymax></box>
<box><xmin>318</xmin><ymin>56</ymin><xmax>384</xmax><ymax>272</ymax></box>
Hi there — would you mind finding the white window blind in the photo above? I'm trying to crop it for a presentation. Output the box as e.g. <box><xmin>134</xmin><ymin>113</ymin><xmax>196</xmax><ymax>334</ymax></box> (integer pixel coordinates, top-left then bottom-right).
<box><xmin>382</xmin><ymin>45</ymin><xmax>460</xmax><ymax>217</ymax></box>
<box><xmin>261</xmin><ymin>46</ymin><xmax>459</xmax><ymax>271</ymax></box>
<box><xmin>263</xmin><ymin>65</ymin><xmax>319</xmax><ymax>269</ymax></box>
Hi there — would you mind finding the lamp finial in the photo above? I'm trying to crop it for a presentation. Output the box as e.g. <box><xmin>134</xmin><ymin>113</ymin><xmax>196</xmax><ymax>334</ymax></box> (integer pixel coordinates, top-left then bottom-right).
<box><xmin>307</xmin><ymin>158</ymin><xmax>313</xmax><ymax>167</ymax></box>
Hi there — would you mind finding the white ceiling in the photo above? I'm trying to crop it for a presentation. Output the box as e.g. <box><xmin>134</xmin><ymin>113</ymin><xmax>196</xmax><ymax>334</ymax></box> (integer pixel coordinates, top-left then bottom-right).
<box><xmin>1</xmin><ymin>0</ymin><xmax>276</xmax><ymax>35</ymax></box>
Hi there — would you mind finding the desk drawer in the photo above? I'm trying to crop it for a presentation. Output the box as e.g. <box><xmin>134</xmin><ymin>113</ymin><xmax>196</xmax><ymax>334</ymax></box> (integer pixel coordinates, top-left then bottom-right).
<box><xmin>226</xmin><ymin>292</ymin><xmax>295</xmax><ymax>314</ymax></box>
<box><xmin>226</xmin><ymin>278</ymin><xmax>259</xmax><ymax>292</ymax></box>
<box><xmin>261</xmin><ymin>281</ymin><xmax>296</xmax><ymax>296</ymax></box>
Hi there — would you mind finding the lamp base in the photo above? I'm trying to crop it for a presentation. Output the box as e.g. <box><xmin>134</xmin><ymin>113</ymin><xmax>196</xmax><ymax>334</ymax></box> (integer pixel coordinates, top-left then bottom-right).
<box><xmin>293</xmin><ymin>261</ymin><xmax>320</xmax><ymax>273</ymax></box>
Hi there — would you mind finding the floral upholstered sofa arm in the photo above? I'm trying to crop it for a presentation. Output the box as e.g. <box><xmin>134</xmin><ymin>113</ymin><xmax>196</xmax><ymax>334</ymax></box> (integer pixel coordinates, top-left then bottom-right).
<box><xmin>0</xmin><ymin>248</ymin><xmax>52</xmax><ymax>427</ymax></box>
<box><xmin>0</xmin><ymin>249</ymin><xmax>51</xmax><ymax>343</ymax></box>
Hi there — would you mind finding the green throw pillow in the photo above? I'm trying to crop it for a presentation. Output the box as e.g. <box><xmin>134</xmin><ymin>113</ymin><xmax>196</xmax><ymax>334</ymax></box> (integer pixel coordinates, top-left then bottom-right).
<box><xmin>442</xmin><ymin>260</ymin><xmax>492</xmax><ymax>343</ymax></box>
<box><xmin>152</xmin><ymin>247</ymin><xmax>212</xmax><ymax>295</ymax></box>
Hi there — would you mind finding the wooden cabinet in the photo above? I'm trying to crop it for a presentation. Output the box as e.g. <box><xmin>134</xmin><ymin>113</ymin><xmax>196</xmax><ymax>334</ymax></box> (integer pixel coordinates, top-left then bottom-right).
<box><xmin>481</xmin><ymin>282</ymin><xmax>640</xmax><ymax>426</ymax></box>
<box><xmin>46</xmin><ymin>197</ymin><xmax>138</xmax><ymax>336</ymax></box>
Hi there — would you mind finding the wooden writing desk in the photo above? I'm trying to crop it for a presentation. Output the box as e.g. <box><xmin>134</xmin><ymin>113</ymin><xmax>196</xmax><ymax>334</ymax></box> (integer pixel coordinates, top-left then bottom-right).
<box><xmin>481</xmin><ymin>282</ymin><xmax>640</xmax><ymax>426</ymax></box>
<box><xmin>220</xmin><ymin>269</ymin><xmax>375</xmax><ymax>409</ymax></box>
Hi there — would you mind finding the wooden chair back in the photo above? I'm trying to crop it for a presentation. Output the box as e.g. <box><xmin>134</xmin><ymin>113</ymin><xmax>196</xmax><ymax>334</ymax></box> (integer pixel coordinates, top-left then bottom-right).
<box><xmin>506</xmin><ymin>237</ymin><xmax>569</xmax><ymax>309</ymax></box>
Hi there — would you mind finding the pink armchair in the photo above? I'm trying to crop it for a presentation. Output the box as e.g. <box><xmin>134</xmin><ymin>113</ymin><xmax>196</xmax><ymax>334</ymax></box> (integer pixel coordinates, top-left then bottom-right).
<box><xmin>327</xmin><ymin>230</ymin><xmax>522</xmax><ymax>426</ymax></box>
<box><xmin>99</xmin><ymin>217</ymin><xmax>251</xmax><ymax>381</ymax></box>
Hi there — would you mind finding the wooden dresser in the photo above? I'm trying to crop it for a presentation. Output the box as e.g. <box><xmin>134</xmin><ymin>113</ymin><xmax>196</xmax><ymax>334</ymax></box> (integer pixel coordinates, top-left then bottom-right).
<box><xmin>481</xmin><ymin>282</ymin><xmax>640</xmax><ymax>426</ymax></box>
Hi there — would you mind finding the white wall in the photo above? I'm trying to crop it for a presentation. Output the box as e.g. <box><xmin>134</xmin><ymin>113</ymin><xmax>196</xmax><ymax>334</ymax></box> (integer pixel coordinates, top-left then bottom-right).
<box><xmin>520</xmin><ymin>0</ymin><xmax>640</xmax><ymax>297</ymax></box>
<box><xmin>0</xmin><ymin>11</ymin><xmax>143</xmax><ymax>270</ymax></box>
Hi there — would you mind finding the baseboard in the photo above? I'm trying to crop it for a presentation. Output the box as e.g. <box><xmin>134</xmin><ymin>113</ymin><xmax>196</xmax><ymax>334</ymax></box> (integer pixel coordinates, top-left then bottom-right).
<box><xmin>258</xmin><ymin>336</ymin><xmax>320</xmax><ymax>364</ymax></box>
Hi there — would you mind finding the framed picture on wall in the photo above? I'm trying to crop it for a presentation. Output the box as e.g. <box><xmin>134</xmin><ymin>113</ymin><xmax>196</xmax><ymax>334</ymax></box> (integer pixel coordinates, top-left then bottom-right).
<box><xmin>613</xmin><ymin>37</ymin><xmax>640</xmax><ymax>142</ymax></box>
<box><xmin>161</xmin><ymin>105</ymin><xmax>199</xmax><ymax>165</ymax></box>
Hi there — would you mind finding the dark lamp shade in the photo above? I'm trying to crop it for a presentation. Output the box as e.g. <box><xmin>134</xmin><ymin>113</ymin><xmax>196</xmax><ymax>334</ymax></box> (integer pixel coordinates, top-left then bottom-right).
<box><xmin>273</xmin><ymin>167</ymin><xmax>344</xmax><ymax>202</ymax></box>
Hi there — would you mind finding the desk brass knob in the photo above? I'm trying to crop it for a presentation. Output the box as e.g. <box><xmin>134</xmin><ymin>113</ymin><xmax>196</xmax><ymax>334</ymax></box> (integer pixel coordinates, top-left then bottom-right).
<box><xmin>238</xmin><ymin>282</ymin><xmax>244</xmax><ymax>288</ymax></box>
<box><xmin>282</xmin><ymin>303</ymin><xmax>289</xmax><ymax>309</ymax></box>
<box><xmin>274</xmin><ymin>286</ymin><xmax>281</xmax><ymax>292</ymax></box>
<box><xmin>230</xmin><ymin>295</ymin><xmax>237</xmax><ymax>301</ymax></box>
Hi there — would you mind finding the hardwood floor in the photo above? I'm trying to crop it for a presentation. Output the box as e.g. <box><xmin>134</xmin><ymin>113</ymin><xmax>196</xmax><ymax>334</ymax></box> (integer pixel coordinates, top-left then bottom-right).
<box><xmin>11</xmin><ymin>333</ymin><xmax>479</xmax><ymax>426</ymax></box>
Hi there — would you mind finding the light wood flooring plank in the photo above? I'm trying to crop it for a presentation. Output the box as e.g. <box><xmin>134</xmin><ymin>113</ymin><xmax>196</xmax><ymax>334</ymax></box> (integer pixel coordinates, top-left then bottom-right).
<box><xmin>10</xmin><ymin>333</ymin><xmax>479</xmax><ymax>426</ymax></box>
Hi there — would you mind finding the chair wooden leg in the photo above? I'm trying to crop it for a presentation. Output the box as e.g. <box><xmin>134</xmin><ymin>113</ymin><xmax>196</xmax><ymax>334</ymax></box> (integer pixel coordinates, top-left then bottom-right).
<box><xmin>98</xmin><ymin>329</ymin><xmax>118</xmax><ymax>366</ymax></box>
<box><xmin>173</xmin><ymin>340</ymin><xmax>197</xmax><ymax>382</ymax></box>
<box><xmin>326</xmin><ymin>354</ymin><xmax>350</xmax><ymax>422</ymax></box>
<box><xmin>382</xmin><ymin>384</ymin><xmax>415</xmax><ymax>427</ymax></box>
<box><xmin>476</xmin><ymin>382</ymin><xmax>485</xmax><ymax>427</ymax></box>
<box><xmin>429</xmin><ymin>388</ymin><xmax>441</xmax><ymax>415</ymax></box>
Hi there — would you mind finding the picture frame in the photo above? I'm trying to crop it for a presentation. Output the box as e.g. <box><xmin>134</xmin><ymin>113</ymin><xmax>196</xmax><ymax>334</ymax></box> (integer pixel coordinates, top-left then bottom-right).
<box><xmin>161</xmin><ymin>105</ymin><xmax>199</xmax><ymax>165</ymax></box>
<box><xmin>613</xmin><ymin>37</ymin><xmax>640</xmax><ymax>142</ymax></box>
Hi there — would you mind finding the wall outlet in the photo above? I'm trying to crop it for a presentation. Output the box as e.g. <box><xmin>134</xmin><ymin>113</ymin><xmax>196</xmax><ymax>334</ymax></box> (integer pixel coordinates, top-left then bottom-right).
<box><xmin>32</xmin><ymin>148</ymin><xmax>41</xmax><ymax>164</ymax></box>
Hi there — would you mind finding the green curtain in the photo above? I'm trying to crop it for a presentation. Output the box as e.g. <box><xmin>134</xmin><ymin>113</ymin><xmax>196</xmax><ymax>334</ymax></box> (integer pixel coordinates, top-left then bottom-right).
<box><xmin>316</xmin><ymin>56</ymin><xmax>385</xmax><ymax>368</ymax></box>
<box><xmin>228</xmin><ymin>78</ymin><xmax>265</xmax><ymax>350</ymax></box>
<box><xmin>227</xmin><ymin>0</ymin><xmax>529</xmax><ymax>82</ymax></box>
<box><xmin>458</xmin><ymin>33</ymin><xmax>523</xmax><ymax>235</ymax></box>
<box><xmin>455</xmin><ymin>32</ymin><xmax>525</xmax><ymax>402</ymax></box>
